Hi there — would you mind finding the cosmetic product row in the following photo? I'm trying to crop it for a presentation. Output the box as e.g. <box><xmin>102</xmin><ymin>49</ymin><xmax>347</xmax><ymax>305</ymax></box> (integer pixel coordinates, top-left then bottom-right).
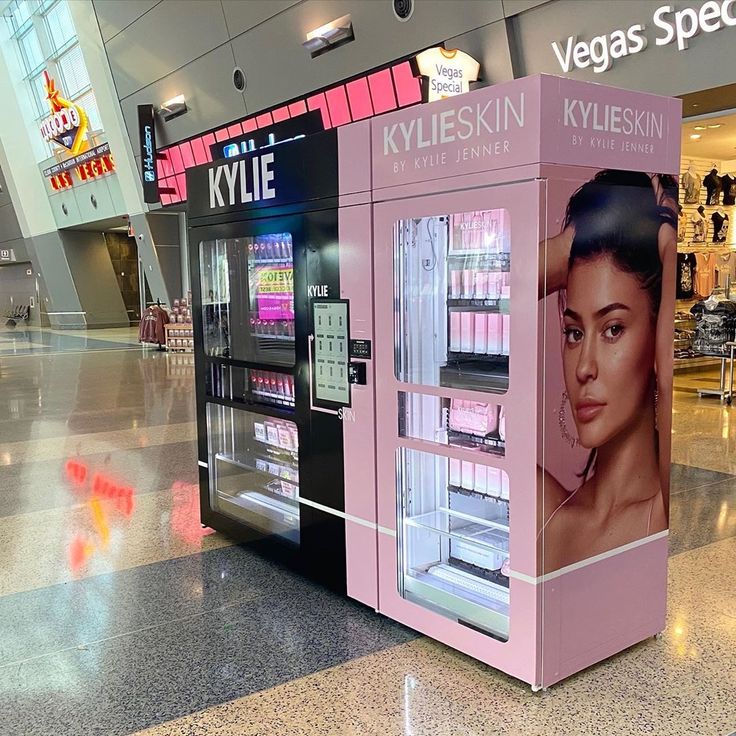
<box><xmin>449</xmin><ymin>270</ymin><xmax>510</xmax><ymax>300</ymax></box>
<box><xmin>248</xmin><ymin>234</ymin><xmax>293</xmax><ymax>261</ymax></box>
<box><xmin>253</xmin><ymin>417</ymin><xmax>299</xmax><ymax>452</ymax></box>
<box><xmin>448</xmin><ymin>400</ymin><xmax>505</xmax><ymax>440</ymax></box>
<box><xmin>249</xmin><ymin>318</ymin><xmax>295</xmax><ymax>338</ymax></box>
<box><xmin>449</xmin><ymin>459</ymin><xmax>509</xmax><ymax>500</ymax></box>
<box><xmin>449</xmin><ymin>312</ymin><xmax>510</xmax><ymax>355</ymax></box>
<box><xmin>250</xmin><ymin>371</ymin><xmax>295</xmax><ymax>404</ymax></box>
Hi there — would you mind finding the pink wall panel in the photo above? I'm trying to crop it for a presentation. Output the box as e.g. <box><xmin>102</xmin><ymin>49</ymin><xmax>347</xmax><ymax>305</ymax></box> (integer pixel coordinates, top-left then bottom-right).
<box><xmin>272</xmin><ymin>106</ymin><xmax>291</xmax><ymax>123</ymax></box>
<box><xmin>368</xmin><ymin>69</ymin><xmax>397</xmax><ymax>114</ymax></box>
<box><xmin>325</xmin><ymin>86</ymin><xmax>351</xmax><ymax>127</ymax></box>
<box><xmin>190</xmin><ymin>137</ymin><xmax>208</xmax><ymax>165</ymax></box>
<box><xmin>392</xmin><ymin>61</ymin><xmax>422</xmax><ymax>106</ymax></box>
<box><xmin>256</xmin><ymin>112</ymin><xmax>273</xmax><ymax>128</ymax></box>
<box><xmin>346</xmin><ymin>78</ymin><xmax>373</xmax><ymax>120</ymax></box>
<box><xmin>307</xmin><ymin>93</ymin><xmax>332</xmax><ymax>129</ymax></box>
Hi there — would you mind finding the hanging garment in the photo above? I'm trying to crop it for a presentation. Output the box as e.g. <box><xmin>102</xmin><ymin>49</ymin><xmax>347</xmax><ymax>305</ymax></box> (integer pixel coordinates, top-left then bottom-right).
<box><xmin>690</xmin><ymin>298</ymin><xmax>736</xmax><ymax>356</ymax></box>
<box><xmin>676</xmin><ymin>252</ymin><xmax>697</xmax><ymax>299</ymax></box>
<box><xmin>720</xmin><ymin>174</ymin><xmax>736</xmax><ymax>206</ymax></box>
<box><xmin>691</xmin><ymin>213</ymin><xmax>707</xmax><ymax>242</ymax></box>
<box><xmin>715</xmin><ymin>252</ymin><xmax>736</xmax><ymax>288</ymax></box>
<box><xmin>682</xmin><ymin>170</ymin><xmax>702</xmax><ymax>204</ymax></box>
<box><xmin>138</xmin><ymin>305</ymin><xmax>170</xmax><ymax>345</ymax></box>
<box><xmin>678</xmin><ymin>212</ymin><xmax>687</xmax><ymax>243</ymax></box>
<box><xmin>695</xmin><ymin>252</ymin><xmax>716</xmax><ymax>296</ymax></box>
<box><xmin>712</xmin><ymin>212</ymin><xmax>729</xmax><ymax>243</ymax></box>
<box><xmin>704</xmin><ymin>170</ymin><xmax>722</xmax><ymax>206</ymax></box>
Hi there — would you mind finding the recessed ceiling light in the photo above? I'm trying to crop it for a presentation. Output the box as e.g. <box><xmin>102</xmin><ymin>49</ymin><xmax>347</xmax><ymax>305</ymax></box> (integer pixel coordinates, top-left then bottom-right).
<box><xmin>692</xmin><ymin>103</ymin><xmax>699</xmax><ymax>107</ymax></box>
<box><xmin>693</xmin><ymin>125</ymin><xmax>707</xmax><ymax>130</ymax></box>
<box><xmin>707</xmin><ymin>124</ymin><xmax>723</xmax><ymax>129</ymax></box>
<box><xmin>690</xmin><ymin>134</ymin><xmax>701</xmax><ymax>140</ymax></box>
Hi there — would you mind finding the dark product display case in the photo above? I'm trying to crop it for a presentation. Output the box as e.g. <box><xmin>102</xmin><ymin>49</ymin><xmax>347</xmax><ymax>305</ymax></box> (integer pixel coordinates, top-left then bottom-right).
<box><xmin>187</xmin><ymin>131</ymin><xmax>353</xmax><ymax>592</ymax></box>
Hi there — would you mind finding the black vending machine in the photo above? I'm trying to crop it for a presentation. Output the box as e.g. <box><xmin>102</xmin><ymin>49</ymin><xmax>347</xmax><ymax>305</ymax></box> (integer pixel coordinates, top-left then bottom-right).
<box><xmin>186</xmin><ymin>130</ymin><xmax>351</xmax><ymax>592</ymax></box>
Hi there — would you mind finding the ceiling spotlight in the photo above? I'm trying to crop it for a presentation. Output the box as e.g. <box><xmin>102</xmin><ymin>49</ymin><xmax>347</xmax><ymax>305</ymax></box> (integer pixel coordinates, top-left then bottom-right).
<box><xmin>707</xmin><ymin>124</ymin><xmax>723</xmax><ymax>129</ymax></box>
<box><xmin>303</xmin><ymin>14</ymin><xmax>354</xmax><ymax>58</ymax></box>
<box><xmin>690</xmin><ymin>134</ymin><xmax>701</xmax><ymax>140</ymax></box>
<box><xmin>158</xmin><ymin>94</ymin><xmax>187</xmax><ymax>122</ymax></box>
<box><xmin>693</xmin><ymin>125</ymin><xmax>707</xmax><ymax>130</ymax></box>
<box><xmin>692</xmin><ymin>103</ymin><xmax>699</xmax><ymax>107</ymax></box>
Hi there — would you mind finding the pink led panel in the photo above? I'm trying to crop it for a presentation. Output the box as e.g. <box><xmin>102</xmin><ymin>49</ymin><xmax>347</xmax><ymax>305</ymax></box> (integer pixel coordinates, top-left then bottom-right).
<box><xmin>288</xmin><ymin>100</ymin><xmax>308</xmax><ymax>117</ymax></box>
<box><xmin>178</xmin><ymin>141</ymin><xmax>195</xmax><ymax>169</ymax></box>
<box><xmin>168</xmin><ymin>146</ymin><xmax>185</xmax><ymax>174</ymax></box>
<box><xmin>307</xmin><ymin>93</ymin><xmax>332</xmax><ymax>129</ymax></box>
<box><xmin>272</xmin><ymin>106</ymin><xmax>291</xmax><ymax>123</ymax></box>
<box><xmin>227</xmin><ymin>123</ymin><xmax>243</xmax><ymax>137</ymax></box>
<box><xmin>243</xmin><ymin>118</ymin><xmax>258</xmax><ymax>134</ymax></box>
<box><xmin>368</xmin><ymin>69</ymin><xmax>397</xmax><ymax>114</ymax></box>
<box><xmin>190</xmin><ymin>137</ymin><xmax>208</xmax><ymax>165</ymax></box>
<box><xmin>346</xmin><ymin>78</ymin><xmax>373</xmax><ymax>120</ymax></box>
<box><xmin>392</xmin><ymin>61</ymin><xmax>422</xmax><ymax>106</ymax></box>
<box><xmin>256</xmin><ymin>112</ymin><xmax>274</xmax><ymax>128</ymax></box>
<box><xmin>214</xmin><ymin>127</ymin><xmax>230</xmax><ymax>142</ymax></box>
<box><xmin>326</xmin><ymin>86</ymin><xmax>351</xmax><ymax>127</ymax></box>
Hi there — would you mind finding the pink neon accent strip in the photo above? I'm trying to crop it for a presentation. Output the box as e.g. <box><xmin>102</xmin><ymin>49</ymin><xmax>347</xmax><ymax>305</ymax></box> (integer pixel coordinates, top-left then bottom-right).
<box><xmin>215</xmin><ymin>127</ymin><xmax>230</xmax><ymax>142</ymax></box>
<box><xmin>326</xmin><ymin>85</ymin><xmax>351</xmax><ymax>127</ymax></box>
<box><xmin>178</xmin><ymin>141</ymin><xmax>195</xmax><ymax>169</ymax></box>
<box><xmin>289</xmin><ymin>100</ymin><xmax>307</xmax><ymax>117</ymax></box>
<box><xmin>176</xmin><ymin>173</ymin><xmax>187</xmax><ymax>199</ymax></box>
<box><xmin>227</xmin><ymin>123</ymin><xmax>243</xmax><ymax>137</ymax></box>
<box><xmin>272</xmin><ymin>106</ymin><xmax>290</xmax><ymax>123</ymax></box>
<box><xmin>346</xmin><ymin>77</ymin><xmax>373</xmax><ymax>120</ymax></box>
<box><xmin>307</xmin><ymin>93</ymin><xmax>332</xmax><ymax>128</ymax></box>
<box><xmin>190</xmin><ymin>137</ymin><xmax>208</xmax><ymax>165</ymax></box>
<box><xmin>202</xmin><ymin>133</ymin><xmax>216</xmax><ymax>162</ymax></box>
<box><xmin>157</xmin><ymin>153</ymin><xmax>173</xmax><ymax>178</ymax></box>
<box><xmin>243</xmin><ymin>117</ymin><xmax>258</xmax><ymax>133</ymax></box>
<box><xmin>392</xmin><ymin>62</ymin><xmax>422</xmax><ymax>106</ymax></box>
<box><xmin>168</xmin><ymin>146</ymin><xmax>185</xmax><ymax>174</ymax></box>
<box><xmin>256</xmin><ymin>112</ymin><xmax>273</xmax><ymax>128</ymax></box>
<box><xmin>368</xmin><ymin>69</ymin><xmax>397</xmax><ymax>114</ymax></box>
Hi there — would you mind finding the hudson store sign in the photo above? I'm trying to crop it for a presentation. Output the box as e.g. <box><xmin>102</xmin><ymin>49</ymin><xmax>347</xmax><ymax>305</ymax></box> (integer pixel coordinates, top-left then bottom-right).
<box><xmin>552</xmin><ymin>0</ymin><xmax>736</xmax><ymax>74</ymax></box>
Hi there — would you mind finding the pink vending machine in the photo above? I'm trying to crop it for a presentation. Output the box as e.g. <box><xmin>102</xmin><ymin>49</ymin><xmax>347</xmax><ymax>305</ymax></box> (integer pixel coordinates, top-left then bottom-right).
<box><xmin>368</xmin><ymin>75</ymin><xmax>680</xmax><ymax>688</ymax></box>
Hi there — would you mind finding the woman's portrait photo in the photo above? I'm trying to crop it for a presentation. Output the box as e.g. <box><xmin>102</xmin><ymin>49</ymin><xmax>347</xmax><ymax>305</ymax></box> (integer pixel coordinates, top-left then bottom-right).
<box><xmin>538</xmin><ymin>170</ymin><xmax>677</xmax><ymax>574</ymax></box>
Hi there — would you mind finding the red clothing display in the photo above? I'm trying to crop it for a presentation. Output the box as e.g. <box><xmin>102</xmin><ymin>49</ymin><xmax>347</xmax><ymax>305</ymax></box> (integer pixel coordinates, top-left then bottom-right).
<box><xmin>138</xmin><ymin>306</ymin><xmax>169</xmax><ymax>345</ymax></box>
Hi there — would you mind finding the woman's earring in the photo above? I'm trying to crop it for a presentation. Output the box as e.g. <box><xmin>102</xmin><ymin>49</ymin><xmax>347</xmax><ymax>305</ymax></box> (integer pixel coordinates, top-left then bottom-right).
<box><xmin>654</xmin><ymin>389</ymin><xmax>659</xmax><ymax>431</ymax></box>
<box><xmin>559</xmin><ymin>391</ymin><xmax>579</xmax><ymax>448</ymax></box>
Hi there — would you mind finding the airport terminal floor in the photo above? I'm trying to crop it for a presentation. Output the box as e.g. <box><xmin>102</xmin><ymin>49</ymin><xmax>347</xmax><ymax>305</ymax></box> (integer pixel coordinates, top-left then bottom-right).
<box><xmin>0</xmin><ymin>327</ymin><xmax>734</xmax><ymax>736</ymax></box>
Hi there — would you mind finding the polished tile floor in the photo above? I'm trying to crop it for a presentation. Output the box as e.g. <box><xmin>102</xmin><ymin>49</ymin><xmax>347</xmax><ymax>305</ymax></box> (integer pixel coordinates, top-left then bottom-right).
<box><xmin>0</xmin><ymin>328</ymin><xmax>734</xmax><ymax>736</ymax></box>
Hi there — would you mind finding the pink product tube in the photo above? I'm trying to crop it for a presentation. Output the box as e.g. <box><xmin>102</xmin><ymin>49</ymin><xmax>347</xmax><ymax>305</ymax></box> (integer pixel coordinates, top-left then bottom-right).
<box><xmin>450</xmin><ymin>270</ymin><xmax>461</xmax><ymax>298</ymax></box>
<box><xmin>450</xmin><ymin>312</ymin><xmax>461</xmax><ymax>352</ymax></box>
<box><xmin>500</xmin><ymin>471</ymin><xmax>510</xmax><ymax>501</ymax></box>
<box><xmin>487</xmin><ymin>467</ymin><xmax>502</xmax><ymax>498</ymax></box>
<box><xmin>462</xmin><ymin>270</ymin><xmax>473</xmax><ymax>298</ymax></box>
<box><xmin>475</xmin><ymin>464</ymin><xmax>488</xmax><ymax>494</ymax></box>
<box><xmin>501</xmin><ymin>272</ymin><xmax>511</xmax><ymax>299</ymax></box>
<box><xmin>474</xmin><ymin>271</ymin><xmax>488</xmax><ymax>300</ymax></box>
<box><xmin>461</xmin><ymin>461</ymin><xmax>474</xmax><ymax>490</ymax></box>
<box><xmin>502</xmin><ymin>314</ymin><xmax>511</xmax><ymax>355</ymax></box>
<box><xmin>487</xmin><ymin>272</ymin><xmax>500</xmax><ymax>299</ymax></box>
<box><xmin>498</xmin><ymin>406</ymin><xmax>506</xmax><ymax>441</ymax></box>
<box><xmin>449</xmin><ymin>458</ymin><xmax>462</xmax><ymax>487</ymax></box>
<box><xmin>487</xmin><ymin>314</ymin><xmax>501</xmax><ymax>355</ymax></box>
<box><xmin>474</xmin><ymin>313</ymin><xmax>488</xmax><ymax>353</ymax></box>
<box><xmin>460</xmin><ymin>312</ymin><xmax>474</xmax><ymax>353</ymax></box>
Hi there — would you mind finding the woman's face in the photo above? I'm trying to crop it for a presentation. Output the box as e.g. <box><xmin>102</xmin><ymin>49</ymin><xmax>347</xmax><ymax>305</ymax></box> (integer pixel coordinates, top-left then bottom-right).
<box><xmin>562</xmin><ymin>255</ymin><xmax>656</xmax><ymax>450</ymax></box>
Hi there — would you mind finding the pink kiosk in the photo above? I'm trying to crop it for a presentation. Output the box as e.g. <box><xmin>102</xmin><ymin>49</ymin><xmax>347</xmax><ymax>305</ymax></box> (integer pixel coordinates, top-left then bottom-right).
<box><xmin>341</xmin><ymin>75</ymin><xmax>680</xmax><ymax>690</ymax></box>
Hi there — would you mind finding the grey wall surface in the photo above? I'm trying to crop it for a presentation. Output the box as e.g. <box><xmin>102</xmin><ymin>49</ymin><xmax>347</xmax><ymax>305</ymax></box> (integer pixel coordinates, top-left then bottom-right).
<box><xmin>147</xmin><ymin>212</ymin><xmax>182</xmax><ymax>301</ymax></box>
<box><xmin>0</xmin><ymin>263</ymin><xmax>35</xmax><ymax>316</ymax></box>
<box><xmin>93</xmin><ymin>0</ymin><xmax>736</xmax><ymax>164</ymax></box>
<box><xmin>0</xmin><ymin>164</ymin><xmax>30</xmax><ymax>264</ymax></box>
<box><xmin>60</xmin><ymin>230</ymin><xmax>129</xmax><ymax>327</ymax></box>
<box><xmin>510</xmin><ymin>0</ymin><xmax>736</xmax><ymax>96</ymax></box>
<box><xmin>93</xmin><ymin>0</ymin><xmax>548</xmax><ymax>149</ymax></box>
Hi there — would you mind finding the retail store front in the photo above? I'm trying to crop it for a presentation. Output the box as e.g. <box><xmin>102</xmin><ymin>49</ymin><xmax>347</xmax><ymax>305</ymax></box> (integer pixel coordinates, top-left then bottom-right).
<box><xmin>674</xmin><ymin>86</ymin><xmax>736</xmax><ymax>403</ymax></box>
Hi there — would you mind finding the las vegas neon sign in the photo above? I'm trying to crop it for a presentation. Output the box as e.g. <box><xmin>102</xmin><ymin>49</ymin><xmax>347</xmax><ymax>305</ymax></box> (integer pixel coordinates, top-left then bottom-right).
<box><xmin>39</xmin><ymin>71</ymin><xmax>89</xmax><ymax>155</ymax></box>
